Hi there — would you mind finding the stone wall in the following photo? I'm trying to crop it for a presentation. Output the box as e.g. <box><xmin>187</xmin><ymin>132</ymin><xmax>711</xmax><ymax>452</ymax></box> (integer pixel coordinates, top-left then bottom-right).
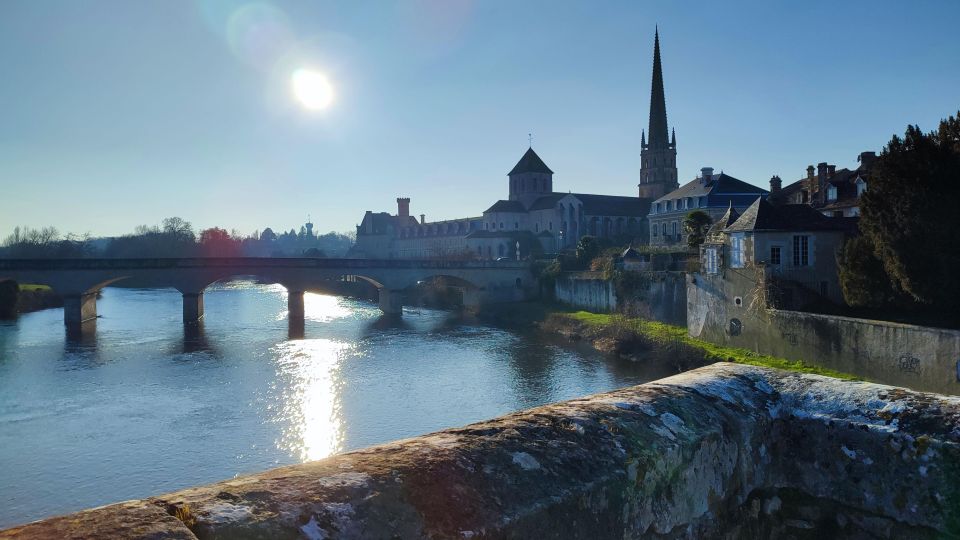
<box><xmin>555</xmin><ymin>271</ymin><xmax>687</xmax><ymax>325</ymax></box>
<box><xmin>5</xmin><ymin>363</ymin><xmax>959</xmax><ymax>539</ymax></box>
<box><xmin>554</xmin><ymin>272</ymin><xmax>616</xmax><ymax>312</ymax></box>
<box><xmin>688</xmin><ymin>272</ymin><xmax>960</xmax><ymax>395</ymax></box>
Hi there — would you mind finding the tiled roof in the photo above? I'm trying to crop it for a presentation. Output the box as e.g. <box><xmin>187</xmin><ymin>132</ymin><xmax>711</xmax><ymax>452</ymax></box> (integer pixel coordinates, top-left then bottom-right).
<box><xmin>483</xmin><ymin>200</ymin><xmax>526</xmax><ymax>214</ymax></box>
<box><xmin>508</xmin><ymin>147</ymin><xmax>554</xmax><ymax>175</ymax></box>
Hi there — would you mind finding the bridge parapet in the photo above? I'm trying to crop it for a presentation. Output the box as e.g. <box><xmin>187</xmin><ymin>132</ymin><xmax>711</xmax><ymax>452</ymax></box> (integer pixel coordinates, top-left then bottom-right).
<box><xmin>2</xmin><ymin>363</ymin><xmax>956</xmax><ymax>538</ymax></box>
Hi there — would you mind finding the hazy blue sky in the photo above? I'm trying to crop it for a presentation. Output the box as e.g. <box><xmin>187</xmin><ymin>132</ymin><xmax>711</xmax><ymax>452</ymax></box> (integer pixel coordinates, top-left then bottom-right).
<box><xmin>1</xmin><ymin>1</ymin><xmax>958</xmax><ymax>237</ymax></box>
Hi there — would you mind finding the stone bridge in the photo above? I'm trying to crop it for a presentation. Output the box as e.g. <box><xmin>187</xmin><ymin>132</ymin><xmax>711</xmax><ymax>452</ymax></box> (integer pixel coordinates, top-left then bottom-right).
<box><xmin>0</xmin><ymin>258</ymin><xmax>533</xmax><ymax>325</ymax></box>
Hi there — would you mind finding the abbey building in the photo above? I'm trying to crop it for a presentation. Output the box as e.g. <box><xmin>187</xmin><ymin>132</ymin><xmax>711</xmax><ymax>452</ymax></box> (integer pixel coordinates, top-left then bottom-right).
<box><xmin>349</xmin><ymin>31</ymin><xmax>678</xmax><ymax>259</ymax></box>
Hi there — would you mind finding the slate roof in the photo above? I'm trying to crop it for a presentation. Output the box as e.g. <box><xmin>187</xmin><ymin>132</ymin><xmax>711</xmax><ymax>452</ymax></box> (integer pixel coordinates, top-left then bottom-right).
<box><xmin>508</xmin><ymin>147</ymin><xmax>554</xmax><ymax>175</ymax></box>
<box><xmin>621</xmin><ymin>247</ymin><xmax>643</xmax><ymax>260</ymax></box>
<box><xmin>708</xmin><ymin>204</ymin><xmax>740</xmax><ymax>235</ymax></box>
<box><xmin>483</xmin><ymin>200</ymin><xmax>526</xmax><ymax>214</ymax></box>
<box><xmin>652</xmin><ymin>173</ymin><xmax>767</xmax><ymax>205</ymax></box>
<box><xmin>571</xmin><ymin>193</ymin><xmax>651</xmax><ymax>217</ymax></box>
<box><xmin>358</xmin><ymin>212</ymin><xmax>395</xmax><ymax>235</ymax></box>
<box><xmin>527</xmin><ymin>193</ymin><xmax>566</xmax><ymax>211</ymax></box>
<box><xmin>726</xmin><ymin>199</ymin><xmax>853</xmax><ymax>233</ymax></box>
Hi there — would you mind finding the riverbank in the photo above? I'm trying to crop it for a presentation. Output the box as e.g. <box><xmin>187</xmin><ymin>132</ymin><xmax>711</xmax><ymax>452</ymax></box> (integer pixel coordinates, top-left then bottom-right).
<box><xmin>0</xmin><ymin>283</ymin><xmax>63</xmax><ymax>318</ymax></box>
<box><xmin>482</xmin><ymin>302</ymin><xmax>858</xmax><ymax>381</ymax></box>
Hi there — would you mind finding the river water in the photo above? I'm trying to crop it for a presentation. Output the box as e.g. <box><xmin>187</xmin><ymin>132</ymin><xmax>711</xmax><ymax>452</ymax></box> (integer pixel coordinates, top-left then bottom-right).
<box><xmin>0</xmin><ymin>282</ymin><xmax>688</xmax><ymax>528</ymax></box>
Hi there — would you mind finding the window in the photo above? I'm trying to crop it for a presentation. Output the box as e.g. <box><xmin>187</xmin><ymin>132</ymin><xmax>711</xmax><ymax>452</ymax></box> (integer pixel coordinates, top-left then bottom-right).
<box><xmin>549</xmin><ymin>221</ymin><xmax>553</xmax><ymax>231</ymax></box>
<box><xmin>499</xmin><ymin>222</ymin><xmax>504</xmax><ymax>230</ymax></box>
<box><xmin>730</xmin><ymin>234</ymin><xmax>745</xmax><ymax>268</ymax></box>
<box><xmin>661</xmin><ymin>223</ymin><xmax>667</xmax><ymax>237</ymax></box>
<box><xmin>704</xmin><ymin>247</ymin><xmax>719</xmax><ymax>274</ymax></box>
<box><xmin>792</xmin><ymin>235</ymin><xmax>810</xmax><ymax>266</ymax></box>
<box><xmin>827</xmin><ymin>186</ymin><xmax>837</xmax><ymax>201</ymax></box>
<box><xmin>514</xmin><ymin>222</ymin><xmax>519</xmax><ymax>230</ymax></box>
<box><xmin>652</xmin><ymin>223</ymin><xmax>659</xmax><ymax>237</ymax></box>
<box><xmin>770</xmin><ymin>246</ymin><xmax>781</xmax><ymax>265</ymax></box>
<box><xmin>699</xmin><ymin>196</ymin><xmax>707</xmax><ymax>207</ymax></box>
<box><xmin>672</xmin><ymin>221</ymin><xmax>678</xmax><ymax>238</ymax></box>
<box><xmin>856</xmin><ymin>179</ymin><xmax>866</xmax><ymax>197</ymax></box>
<box><xmin>535</xmin><ymin>223</ymin><xmax>539</xmax><ymax>232</ymax></box>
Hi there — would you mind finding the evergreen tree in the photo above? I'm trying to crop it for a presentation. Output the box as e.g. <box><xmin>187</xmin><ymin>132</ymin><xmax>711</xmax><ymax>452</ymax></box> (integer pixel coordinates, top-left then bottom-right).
<box><xmin>858</xmin><ymin>112</ymin><xmax>960</xmax><ymax>309</ymax></box>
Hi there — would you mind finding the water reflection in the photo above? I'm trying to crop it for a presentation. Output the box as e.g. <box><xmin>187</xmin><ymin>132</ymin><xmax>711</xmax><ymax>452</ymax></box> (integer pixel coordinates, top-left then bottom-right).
<box><xmin>64</xmin><ymin>321</ymin><xmax>98</xmax><ymax>352</ymax></box>
<box><xmin>182</xmin><ymin>321</ymin><xmax>213</xmax><ymax>354</ymax></box>
<box><xmin>271</xmin><ymin>339</ymin><xmax>348</xmax><ymax>461</ymax></box>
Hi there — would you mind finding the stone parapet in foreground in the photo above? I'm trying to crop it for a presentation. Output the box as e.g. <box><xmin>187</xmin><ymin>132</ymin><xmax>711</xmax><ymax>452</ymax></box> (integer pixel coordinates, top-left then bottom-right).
<box><xmin>3</xmin><ymin>363</ymin><xmax>959</xmax><ymax>539</ymax></box>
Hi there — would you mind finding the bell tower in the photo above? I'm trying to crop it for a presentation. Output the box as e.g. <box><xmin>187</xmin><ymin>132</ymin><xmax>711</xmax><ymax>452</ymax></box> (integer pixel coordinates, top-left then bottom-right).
<box><xmin>638</xmin><ymin>28</ymin><xmax>679</xmax><ymax>199</ymax></box>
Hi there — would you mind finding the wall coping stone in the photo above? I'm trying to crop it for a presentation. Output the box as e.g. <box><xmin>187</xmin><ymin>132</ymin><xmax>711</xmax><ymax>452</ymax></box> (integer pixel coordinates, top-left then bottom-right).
<box><xmin>3</xmin><ymin>363</ymin><xmax>959</xmax><ymax>539</ymax></box>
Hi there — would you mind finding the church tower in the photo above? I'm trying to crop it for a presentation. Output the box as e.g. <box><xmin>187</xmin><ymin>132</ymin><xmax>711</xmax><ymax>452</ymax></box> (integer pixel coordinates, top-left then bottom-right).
<box><xmin>638</xmin><ymin>29</ymin><xmax>679</xmax><ymax>199</ymax></box>
<box><xmin>508</xmin><ymin>146</ymin><xmax>554</xmax><ymax>208</ymax></box>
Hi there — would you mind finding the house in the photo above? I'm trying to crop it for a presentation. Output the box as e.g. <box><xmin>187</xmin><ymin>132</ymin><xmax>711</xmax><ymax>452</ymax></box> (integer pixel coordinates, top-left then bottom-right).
<box><xmin>699</xmin><ymin>197</ymin><xmax>857</xmax><ymax>308</ymax></box>
<box><xmin>768</xmin><ymin>151</ymin><xmax>875</xmax><ymax>217</ymax></box>
<box><xmin>617</xmin><ymin>247</ymin><xmax>648</xmax><ymax>271</ymax></box>
<box><xmin>648</xmin><ymin>168</ymin><xmax>768</xmax><ymax>246</ymax></box>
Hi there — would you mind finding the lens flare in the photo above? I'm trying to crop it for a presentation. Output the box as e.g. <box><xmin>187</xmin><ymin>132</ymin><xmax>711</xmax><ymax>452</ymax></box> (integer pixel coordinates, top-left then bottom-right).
<box><xmin>291</xmin><ymin>69</ymin><xmax>334</xmax><ymax>111</ymax></box>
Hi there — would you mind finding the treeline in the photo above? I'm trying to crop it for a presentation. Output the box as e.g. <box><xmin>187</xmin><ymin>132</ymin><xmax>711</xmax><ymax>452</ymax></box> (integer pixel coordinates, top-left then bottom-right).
<box><xmin>838</xmin><ymin>111</ymin><xmax>960</xmax><ymax>315</ymax></box>
<box><xmin>0</xmin><ymin>217</ymin><xmax>354</xmax><ymax>259</ymax></box>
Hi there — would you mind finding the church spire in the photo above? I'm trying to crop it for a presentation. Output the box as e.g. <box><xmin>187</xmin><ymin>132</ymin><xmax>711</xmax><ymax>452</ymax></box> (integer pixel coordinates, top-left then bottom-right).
<box><xmin>647</xmin><ymin>27</ymin><xmax>669</xmax><ymax>149</ymax></box>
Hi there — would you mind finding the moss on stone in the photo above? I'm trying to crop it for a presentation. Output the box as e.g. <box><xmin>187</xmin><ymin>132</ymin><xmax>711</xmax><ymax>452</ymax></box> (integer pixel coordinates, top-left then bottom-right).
<box><xmin>552</xmin><ymin>310</ymin><xmax>859</xmax><ymax>381</ymax></box>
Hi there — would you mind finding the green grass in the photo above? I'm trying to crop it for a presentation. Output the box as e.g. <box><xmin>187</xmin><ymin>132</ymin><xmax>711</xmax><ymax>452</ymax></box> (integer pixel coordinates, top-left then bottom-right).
<box><xmin>18</xmin><ymin>284</ymin><xmax>52</xmax><ymax>292</ymax></box>
<box><xmin>559</xmin><ymin>310</ymin><xmax>859</xmax><ymax>381</ymax></box>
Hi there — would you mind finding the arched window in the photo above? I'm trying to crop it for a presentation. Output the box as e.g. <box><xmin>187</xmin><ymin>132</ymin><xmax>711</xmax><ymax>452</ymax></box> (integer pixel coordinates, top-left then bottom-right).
<box><xmin>499</xmin><ymin>222</ymin><xmax>504</xmax><ymax>229</ymax></box>
<box><xmin>514</xmin><ymin>222</ymin><xmax>519</xmax><ymax>230</ymax></box>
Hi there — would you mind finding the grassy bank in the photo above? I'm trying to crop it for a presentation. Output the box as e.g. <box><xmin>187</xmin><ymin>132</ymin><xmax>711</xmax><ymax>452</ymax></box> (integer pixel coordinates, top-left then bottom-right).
<box><xmin>544</xmin><ymin>310</ymin><xmax>859</xmax><ymax>381</ymax></box>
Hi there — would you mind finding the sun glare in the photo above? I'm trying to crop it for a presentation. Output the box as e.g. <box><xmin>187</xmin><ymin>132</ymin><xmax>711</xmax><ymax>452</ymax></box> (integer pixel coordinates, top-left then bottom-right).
<box><xmin>291</xmin><ymin>69</ymin><xmax>334</xmax><ymax>111</ymax></box>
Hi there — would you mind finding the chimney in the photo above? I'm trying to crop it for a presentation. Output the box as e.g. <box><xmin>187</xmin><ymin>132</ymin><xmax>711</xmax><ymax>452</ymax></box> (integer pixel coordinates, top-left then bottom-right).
<box><xmin>858</xmin><ymin>151</ymin><xmax>877</xmax><ymax>169</ymax></box>
<box><xmin>420</xmin><ymin>214</ymin><xmax>426</xmax><ymax>224</ymax></box>
<box><xmin>700</xmin><ymin>167</ymin><xmax>714</xmax><ymax>183</ymax></box>
<box><xmin>816</xmin><ymin>162</ymin><xmax>830</xmax><ymax>203</ymax></box>
<box><xmin>770</xmin><ymin>175</ymin><xmax>782</xmax><ymax>194</ymax></box>
<box><xmin>828</xmin><ymin>164</ymin><xmax>836</xmax><ymax>176</ymax></box>
<box><xmin>806</xmin><ymin>165</ymin><xmax>815</xmax><ymax>181</ymax></box>
<box><xmin>396</xmin><ymin>197</ymin><xmax>410</xmax><ymax>218</ymax></box>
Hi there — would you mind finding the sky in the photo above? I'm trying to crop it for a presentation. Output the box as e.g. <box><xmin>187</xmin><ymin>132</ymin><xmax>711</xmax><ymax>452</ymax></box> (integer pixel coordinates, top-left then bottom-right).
<box><xmin>1</xmin><ymin>0</ymin><xmax>958</xmax><ymax>238</ymax></box>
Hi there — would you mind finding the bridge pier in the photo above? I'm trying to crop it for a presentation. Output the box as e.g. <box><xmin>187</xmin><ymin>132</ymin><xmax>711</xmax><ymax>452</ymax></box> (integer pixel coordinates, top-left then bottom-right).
<box><xmin>288</xmin><ymin>290</ymin><xmax>305</xmax><ymax>320</ymax></box>
<box><xmin>63</xmin><ymin>292</ymin><xmax>97</xmax><ymax>325</ymax></box>
<box><xmin>378</xmin><ymin>289</ymin><xmax>403</xmax><ymax>316</ymax></box>
<box><xmin>182</xmin><ymin>292</ymin><xmax>204</xmax><ymax>324</ymax></box>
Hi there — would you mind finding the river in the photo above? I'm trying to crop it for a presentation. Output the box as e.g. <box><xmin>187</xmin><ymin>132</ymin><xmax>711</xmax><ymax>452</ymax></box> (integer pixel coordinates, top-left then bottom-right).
<box><xmin>0</xmin><ymin>281</ymin><xmax>689</xmax><ymax>528</ymax></box>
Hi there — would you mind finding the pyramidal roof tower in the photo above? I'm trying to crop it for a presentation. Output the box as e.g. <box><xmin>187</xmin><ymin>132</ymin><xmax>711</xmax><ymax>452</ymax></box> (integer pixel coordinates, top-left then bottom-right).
<box><xmin>638</xmin><ymin>28</ymin><xmax>679</xmax><ymax>200</ymax></box>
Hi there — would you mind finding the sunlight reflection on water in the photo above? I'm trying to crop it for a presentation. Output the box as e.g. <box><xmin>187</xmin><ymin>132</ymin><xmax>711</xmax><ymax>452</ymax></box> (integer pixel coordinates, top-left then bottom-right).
<box><xmin>271</xmin><ymin>338</ymin><xmax>349</xmax><ymax>461</ymax></box>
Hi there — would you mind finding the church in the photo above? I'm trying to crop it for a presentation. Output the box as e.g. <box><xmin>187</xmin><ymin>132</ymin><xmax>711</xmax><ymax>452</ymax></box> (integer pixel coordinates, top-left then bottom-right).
<box><xmin>349</xmin><ymin>30</ymin><xmax>679</xmax><ymax>260</ymax></box>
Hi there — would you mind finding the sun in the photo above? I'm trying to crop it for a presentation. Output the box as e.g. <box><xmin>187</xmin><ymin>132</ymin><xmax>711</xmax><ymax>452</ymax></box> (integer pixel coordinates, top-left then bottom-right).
<box><xmin>291</xmin><ymin>69</ymin><xmax>334</xmax><ymax>111</ymax></box>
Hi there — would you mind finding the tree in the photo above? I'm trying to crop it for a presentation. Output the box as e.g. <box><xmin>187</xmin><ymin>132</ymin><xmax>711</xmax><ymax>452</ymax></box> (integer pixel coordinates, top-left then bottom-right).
<box><xmin>575</xmin><ymin>236</ymin><xmax>602</xmax><ymax>268</ymax></box>
<box><xmin>683</xmin><ymin>210</ymin><xmax>713</xmax><ymax>248</ymax></box>
<box><xmin>858</xmin><ymin>111</ymin><xmax>960</xmax><ymax>309</ymax></box>
<box><xmin>837</xmin><ymin>236</ymin><xmax>898</xmax><ymax>308</ymax></box>
<box><xmin>162</xmin><ymin>217</ymin><xmax>195</xmax><ymax>242</ymax></box>
<box><xmin>199</xmin><ymin>227</ymin><xmax>241</xmax><ymax>257</ymax></box>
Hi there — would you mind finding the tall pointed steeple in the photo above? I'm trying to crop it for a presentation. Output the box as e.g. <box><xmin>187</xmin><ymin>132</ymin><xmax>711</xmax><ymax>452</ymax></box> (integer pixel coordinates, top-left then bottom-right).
<box><xmin>647</xmin><ymin>27</ymin><xmax>669</xmax><ymax>149</ymax></box>
<box><xmin>638</xmin><ymin>28</ymin><xmax>679</xmax><ymax>200</ymax></box>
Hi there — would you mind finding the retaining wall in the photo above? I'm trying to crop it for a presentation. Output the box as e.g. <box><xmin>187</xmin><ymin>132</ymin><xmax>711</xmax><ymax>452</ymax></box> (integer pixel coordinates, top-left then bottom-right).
<box><xmin>555</xmin><ymin>271</ymin><xmax>687</xmax><ymax>325</ymax></box>
<box><xmin>4</xmin><ymin>363</ymin><xmax>959</xmax><ymax>539</ymax></box>
<box><xmin>688</xmin><ymin>272</ymin><xmax>960</xmax><ymax>395</ymax></box>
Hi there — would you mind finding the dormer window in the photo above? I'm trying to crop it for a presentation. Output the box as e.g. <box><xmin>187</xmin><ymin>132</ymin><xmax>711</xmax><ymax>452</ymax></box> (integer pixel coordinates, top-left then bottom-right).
<box><xmin>856</xmin><ymin>178</ymin><xmax>866</xmax><ymax>197</ymax></box>
<box><xmin>827</xmin><ymin>186</ymin><xmax>837</xmax><ymax>201</ymax></box>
